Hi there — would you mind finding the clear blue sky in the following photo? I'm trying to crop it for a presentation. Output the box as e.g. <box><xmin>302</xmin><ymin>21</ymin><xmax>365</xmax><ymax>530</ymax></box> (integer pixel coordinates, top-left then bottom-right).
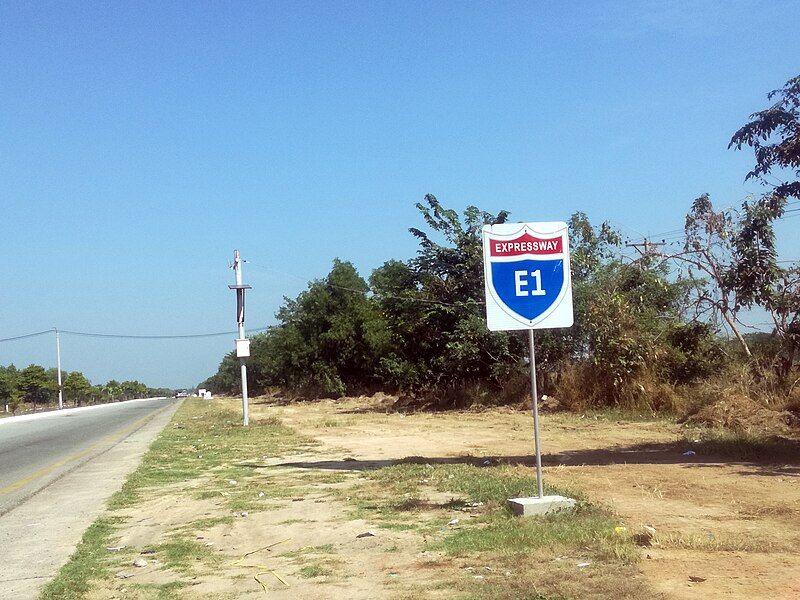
<box><xmin>1</xmin><ymin>1</ymin><xmax>798</xmax><ymax>388</ymax></box>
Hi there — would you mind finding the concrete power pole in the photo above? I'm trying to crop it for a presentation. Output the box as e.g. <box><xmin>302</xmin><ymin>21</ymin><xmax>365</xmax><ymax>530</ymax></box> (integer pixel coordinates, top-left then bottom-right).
<box><xmin>55</xmin><ymin>328</ymin><xmax>64</xmax><ymax>409</ymax></box>
<box><xmin>229</xmin><ymin>250</ymin><xmax>252</xmax><ymax>426</ymax></box>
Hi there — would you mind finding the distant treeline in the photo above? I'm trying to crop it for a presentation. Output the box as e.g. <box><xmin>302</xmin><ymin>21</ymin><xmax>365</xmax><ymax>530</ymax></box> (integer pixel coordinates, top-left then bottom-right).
<box><xmin>203</xmin><ymin>76</ymin><xmax>800</xmax><ymax>411</ymax></box>
<box><xmin>0</xmin><ymin>363</ymin><xmax>172</xmax><ymax>414</ymax></box>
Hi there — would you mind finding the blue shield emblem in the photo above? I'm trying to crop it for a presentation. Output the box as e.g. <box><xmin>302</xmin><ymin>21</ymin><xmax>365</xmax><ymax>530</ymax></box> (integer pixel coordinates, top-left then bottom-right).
<box><xmin>490</xmin><ymin>259</ymin><xmax>565</xmax><ymax>321</ymax></box>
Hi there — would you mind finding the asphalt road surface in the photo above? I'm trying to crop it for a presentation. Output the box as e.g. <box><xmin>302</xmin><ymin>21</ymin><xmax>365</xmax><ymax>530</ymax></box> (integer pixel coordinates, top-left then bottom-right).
<box><xmin>0</xmin><ymin>397</ymin><xmax>177</xmax><ymax>516</ymax></box>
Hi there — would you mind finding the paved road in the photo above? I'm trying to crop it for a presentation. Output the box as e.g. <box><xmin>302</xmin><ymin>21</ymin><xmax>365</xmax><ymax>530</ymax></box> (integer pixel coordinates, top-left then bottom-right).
<box><xmin>0</xmin><ymin>397</ymin><xmax>180</xmax><ymax>599</ymax></box>
<box><xmin>0</xmin><ymin>397</ymin><xmax>177</xmax><ymax>516</ymax></box>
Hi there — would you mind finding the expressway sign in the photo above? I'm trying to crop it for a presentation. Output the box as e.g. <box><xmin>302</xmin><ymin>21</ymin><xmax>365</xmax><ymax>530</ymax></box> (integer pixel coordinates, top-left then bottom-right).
<box><xmin>482</xmin><ymin>221</ymin><xmax>573</xmax><ymax>331</ymax></box>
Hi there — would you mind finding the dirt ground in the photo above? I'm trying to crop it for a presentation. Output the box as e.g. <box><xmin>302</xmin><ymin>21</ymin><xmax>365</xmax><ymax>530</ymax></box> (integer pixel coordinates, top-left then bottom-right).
<box><xmin>264</xmin><ymin>396</ymin><xmax>800</xmax><ymax>599</ymax></box>
<box><xmin>91</xmin><ymin>395</ymin><xmax>800</xmax><ymax>599</ymax></box>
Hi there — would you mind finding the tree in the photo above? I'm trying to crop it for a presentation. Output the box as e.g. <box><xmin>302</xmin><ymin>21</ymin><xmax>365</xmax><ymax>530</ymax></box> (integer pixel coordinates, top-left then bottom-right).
<box><xmin>730</xmin><ymin>75</ymin><xmax>800</xmax><ymax>202</ymax></box>
<box><xmin>373</xmin><ymin>195</ymin><xmax>519</xmax><ymax>397</ymax></box>
<box><xmin>120</xmin><ymin>380</ymin><xmax>147</xmax><ymax>400</ymax></box>
<box><xmin>729</xmin><ymin>75</ymin><xmax>800</xmax><ymax>375</ymax></box>
<box><xmin>272</xmin><ymin>259</ymin><xmax>390</xmax><ymax>396</ymax></box>
<box><xmin>63</xmin><ymin>371</ymin><xmax>91</xmax><ymax>406</ymax></box>
<box><xmin>0</xmin><ymin>370</ymin><xmax>16</xmax><ymax>412</ymax></box>
<box><xmin>534</xmin><ymin>212</ymin><xmax>623</xmax><ymax>377</ymax></box>
<box><xmin>88</xmin><ymin>385</ymin><xmax>104</xmax><ymax>404</ymax></box>
<box><xmin>18</xmin><ymin>364</ymin><xmax>54</xmax><ymax>409</ymax></box>
<box><xmin>667</xmin><ymin>195</ymin><xmax>755</xmax><ymax>355</ymax></box>
<box><xmin>105</xmin><ymin>380</ymin><xmax>122</xmax><ymax>401</ymax></box>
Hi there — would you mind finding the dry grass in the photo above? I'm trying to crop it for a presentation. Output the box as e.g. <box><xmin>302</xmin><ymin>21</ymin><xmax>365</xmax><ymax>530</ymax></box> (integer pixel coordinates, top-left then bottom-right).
<box><xmin>554</xmin><ymin>363</ymin><xmax>684</xmax><ymax>415</ymax></box>
<box><xmin>654</xmin><ymin>531</ymin><xmax>798</xmax><ymax>553</ymax></box>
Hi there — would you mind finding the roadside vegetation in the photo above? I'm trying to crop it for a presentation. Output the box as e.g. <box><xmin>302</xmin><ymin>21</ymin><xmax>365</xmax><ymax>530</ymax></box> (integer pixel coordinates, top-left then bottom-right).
<box><xmin>0</xmin><ymin>362</ymin><xmax>172</xmax><ymax>415</ymax></box>
<box><xmin>41</xmin><ymin>398</ymin><xmax>663</xmax><ymax>600</ymax></box>
<box><xmin>39</xmin><ymin>398</ymin><xmax>312</xmax><ymax>599</ymax></box>
<box><xmin>44</xmin><ymin>393</ymin><xmax>800</xmax><ymax>599</ymax></box>
<box><xmin>203</xmin><ymin>76</ymin><xmax>800</xmax><ymax>433</ymax></box>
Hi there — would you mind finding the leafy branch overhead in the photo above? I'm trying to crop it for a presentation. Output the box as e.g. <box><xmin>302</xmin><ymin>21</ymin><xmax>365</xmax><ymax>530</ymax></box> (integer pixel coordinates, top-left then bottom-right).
<box><xmin>730</xmin><ymin>75</ymin><xmax>800</xmax><ymax>201</ymax></box>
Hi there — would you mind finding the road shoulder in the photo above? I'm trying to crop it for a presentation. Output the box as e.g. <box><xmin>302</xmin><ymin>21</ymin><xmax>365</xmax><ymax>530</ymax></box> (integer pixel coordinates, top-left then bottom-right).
<box><xmin>0</xmin><ymin>399</ymin><xmax>180</xmax><ymax>600</ymax></box>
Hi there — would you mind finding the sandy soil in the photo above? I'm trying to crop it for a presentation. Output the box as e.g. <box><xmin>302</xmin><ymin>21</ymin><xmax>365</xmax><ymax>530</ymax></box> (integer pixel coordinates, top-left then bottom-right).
<box><xmin>93</xmin><ymin>395</ymin><xmax>799</xmax><ymax>599</ymax></box>
<box><xmin>263</xmin><ymin>396</ymin><xmax>800</xmax><ymax>600</ymax></box>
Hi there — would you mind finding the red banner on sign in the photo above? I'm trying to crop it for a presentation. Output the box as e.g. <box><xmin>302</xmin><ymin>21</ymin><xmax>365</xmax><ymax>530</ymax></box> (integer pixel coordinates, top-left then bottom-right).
<box><xmin>489</xmin><ymin>233</ymin><xmax>563</xmax><ymax>257</ymax></box>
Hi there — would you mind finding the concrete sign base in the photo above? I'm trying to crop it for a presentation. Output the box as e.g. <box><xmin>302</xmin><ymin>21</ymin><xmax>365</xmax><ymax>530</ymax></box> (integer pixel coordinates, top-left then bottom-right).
<box><xmin>508</xmin><ymin>495</ymin><xmax>576</xmax><ymax>517</ymax></box>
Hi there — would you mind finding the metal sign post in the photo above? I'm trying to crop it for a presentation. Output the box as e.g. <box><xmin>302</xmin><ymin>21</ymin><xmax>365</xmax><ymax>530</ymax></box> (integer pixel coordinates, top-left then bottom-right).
<box><xmin>528</xmin><ymin>329</ymin><xmax>544</xmax><ymax>498</ymax></box>
<box><xmin>482</xmin><ymin>221</ymin><xmax>575</xmax><ymax>516</ymax></box>
<box><xmin>229</xmin><ymin>250</ymin><xmax>252</xmax><ymax>426</ymax></box>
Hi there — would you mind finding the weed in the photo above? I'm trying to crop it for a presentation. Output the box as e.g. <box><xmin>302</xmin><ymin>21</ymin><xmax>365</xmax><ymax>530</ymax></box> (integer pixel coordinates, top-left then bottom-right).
<box><xmin>38</xmin><ymin>519</ymin><xmax>116</xmax><ymax>600</ymax></box>
<box><xmin>129</xmin><ymin>581</ymin><xmax>188</xmax><ymax>599</ymax></box>
<box><xmin>109</xmin><ymin>399</ymin><xmax>307</xmax><ymax>511</ymax></box>
<box><xmin>282</xmin><ymin>543</ymin><xmax>335</xmax><ymax>558</ymax></box>
<box><xmin>655</xmin><ymin>531</ymin><xmax>797</xmax><ymax>553</ymax></box>
<box><xmin>436</xmin><ymin>506</ymin><xmax>636</xmax><ymax>563</ymax></box>
<box><xmin>298</xmin><ymin>564</ymin><xmax>333</xmax><ymax>578</ymax></box>
<box><xmin>317</xmin><ymin>417</ymin><xmax>355</xmax><ymax>428</ymax></box>
<box><xmin>156</xmin><ymin>537</ymin><xmax>221</xmax><ymax>574</ymax></box>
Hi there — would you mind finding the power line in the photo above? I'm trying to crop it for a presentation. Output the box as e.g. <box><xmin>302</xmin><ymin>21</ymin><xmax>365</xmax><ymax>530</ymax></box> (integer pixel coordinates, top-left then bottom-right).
<box><xmin>615</xmin><ymin>197</ymin><xmax>800</xmax><ymax>247</ymax></box>
<box><xmin>244</xmin><ymin>260</ymin><xmax>481</xmax><ymax>306</ymax></box>
<box><xmin>59</xmin><ymin>328</ymin><xmax>271</xmax><ymax>340</ymax></box>
<box><xmin>0</xmin><ymin>327</ymin><xmax>270</xmax><ymax>343</ymax></box>
<box><xmin>0</xmin><ymin>329</ymin><xmax>54</xmax><ymax>343</ymax></box>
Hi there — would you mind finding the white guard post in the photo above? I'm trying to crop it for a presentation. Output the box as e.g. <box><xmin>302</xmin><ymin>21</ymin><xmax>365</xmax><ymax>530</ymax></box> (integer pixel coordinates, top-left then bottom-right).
<box><xmin>482</xmin><ymin>221</ymin><xmax>576</xmax><ymax>517</ymax></box>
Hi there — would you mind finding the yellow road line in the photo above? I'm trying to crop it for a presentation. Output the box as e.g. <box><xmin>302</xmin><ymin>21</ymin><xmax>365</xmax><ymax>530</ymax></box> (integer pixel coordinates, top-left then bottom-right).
<box><xmin>0</xmin><ymin>404</ymin><xmax>169</xmax><ymax>498</ymax></box>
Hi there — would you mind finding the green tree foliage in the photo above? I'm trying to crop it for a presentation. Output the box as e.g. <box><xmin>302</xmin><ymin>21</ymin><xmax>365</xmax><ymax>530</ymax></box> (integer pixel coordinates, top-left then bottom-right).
<box><xmin>728</xmin><ymin>75</ymin><xmax>800</xmax><ymax>378</ymax></box>
<box><xmin>668</xmin><ymin>192</ymin><xmax>796</xmax><ymax>377</ymax></box>
<box><xmin>0</xmin><ymin>362</ymin><xmax>163</xmax><ymax>410</ymax></box>
<box><xmin>582</xmin><ymin>258</ymin><xmax>723</xmax><ymax>391</ymax></box>
<box><xmin>730</xmin><ymin>74</ymin><xmax>800</xmax><ymax>202</ymax></box>
<box><xmin>105</xmin><ymin>380</ymin><xmax>122</xmax><ymax>401</ymax></box>
<box><xmin>205</xmin><ymin>260</ymin><xmax>390</xmax><ymax>398</ymax></box>
<box><xmin>372</xmin><ymin>195</ymin><xmax>520</xmax><ymax>397</ymax></box>
<box><xmin>63</xmin><ymin>371</ymin><xmax>91</xmax><ymax>406</ymax></box>
<box><xmin>119</xmin><ymin>380</ymin><xmax>148</xmax><ymax>400</ymax></box>
<box><xmin>0</xmin><ymin>369</ymin><xmax>16</xmax><ymax>410</ymax></box>
<box><xmin>18</xmin><ymin>364</ymin><xmax>54</xmax><ymax>407</ymax></box>
<box><xmin>203</xmin><ymin>197</ymin><xmax>724</xmax><ymax>406</ymax></box>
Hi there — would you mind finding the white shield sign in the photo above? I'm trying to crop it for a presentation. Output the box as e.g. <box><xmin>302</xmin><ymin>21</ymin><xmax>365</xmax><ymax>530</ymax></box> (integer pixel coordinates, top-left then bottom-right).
<box><xmin>482</xmin><ymin>222</ymin><xmax>573</xmax><ymax>331</ymax></box>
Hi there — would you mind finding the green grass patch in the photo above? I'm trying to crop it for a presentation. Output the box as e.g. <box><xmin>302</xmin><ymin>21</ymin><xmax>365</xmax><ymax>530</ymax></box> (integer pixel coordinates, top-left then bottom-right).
<box><xmin>278</xmin><ymin>518</ymin><xmax>311</xmax><ymax>525</ymax></box>
<box><xmin>179</xmin><ymin>515</ymin><xmax>235</xmax><ymax>532</ymax></box>
<box><xmin>336</xmin><ymin>459</ymin><xmax>640</xmax><ymax>598</ymax></box>
<box><xmin>368</xmin><ymin>463</ymin><xmax>583</xmax><ymax>506</ymax></box>
<box><xmin>128</xmin><ymin>581</ymin><xmax>189</xmax><ymax>599</ymax></box>
<box><xmin>38</xmin><ymin>519</ymin><xmax>116</xmax><ymax>600</ymax></box>
<box><xmin>108</xmin><ymin>399</ymin><xmax>308</xmax><ymax>511</ymax></box>
<box><xmin>42</xmin><ymin>399</ymin><xmax>306</xmax><ymax>599</ymax></box>
<box><xmin>155</xmin><ymin>536</ymin><xmax>221</xmax><ymax>574</ymax></box>
<box><xmin>298</xmin><ymin>564</ymin><xmax>333</xmax><ymax>578</ymax></box>
<box><xmin>436</xmin><ymin>505</ymin><xmax>636</xmax><ymax>563</ymax></box>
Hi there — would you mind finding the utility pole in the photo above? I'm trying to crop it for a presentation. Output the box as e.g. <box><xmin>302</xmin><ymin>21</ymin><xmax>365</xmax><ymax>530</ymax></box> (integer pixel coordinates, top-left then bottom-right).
<box><xmin>55</xmin><ymin>328</ymin><xmax>64</xmax><ymax>409</ymax></box>
<box><xmin>625</xmin><ymin>239</ymin><xmax>666</xmax><ymax>258</ymax></box>
<box><xmin>229</xmin><ymin>250</ymin><xmax>252</xmax><ymax>426</ymax></box>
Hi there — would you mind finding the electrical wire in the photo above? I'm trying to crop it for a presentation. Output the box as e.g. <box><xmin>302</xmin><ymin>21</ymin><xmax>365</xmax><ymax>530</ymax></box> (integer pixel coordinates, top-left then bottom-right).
<box><xmin>0</xmin><ymin>327</ymin><xmax>270</xmax><ymax>343</ymax></box>
<box><xmin>0</xmin><ymin>330</ymin><xmax>55</xmax><ymax>343</ymax></box>
<box><xmin>244</xmin><ymin>260</ymin><xmax>482</xmax><ymax>306</ymax></box>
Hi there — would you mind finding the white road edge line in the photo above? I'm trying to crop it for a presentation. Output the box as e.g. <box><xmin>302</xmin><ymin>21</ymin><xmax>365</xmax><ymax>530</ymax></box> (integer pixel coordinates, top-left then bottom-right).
<box><xmin>0</xmin><ymin>397</ymin><xmax>169</xmax><ymax>427</ymax></box>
